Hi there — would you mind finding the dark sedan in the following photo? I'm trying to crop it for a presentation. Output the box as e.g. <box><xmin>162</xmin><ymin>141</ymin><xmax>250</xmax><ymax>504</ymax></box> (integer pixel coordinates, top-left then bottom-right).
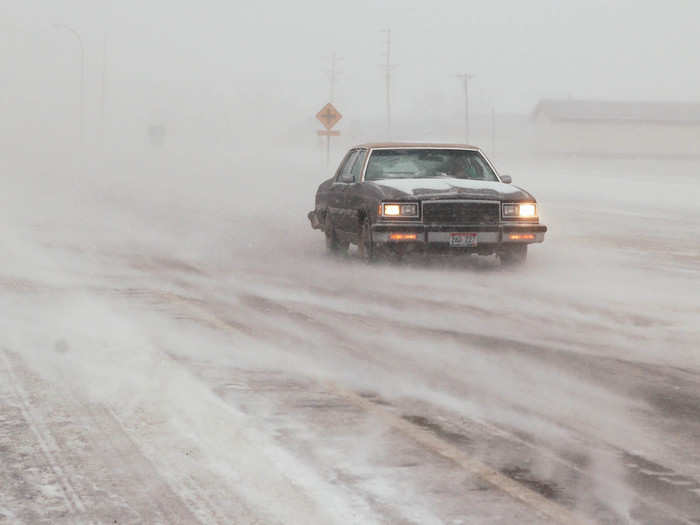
<box><xmin>308</xmin><ymin>143</ymin><xmax>547</xmax><ymax>265</ymax></box>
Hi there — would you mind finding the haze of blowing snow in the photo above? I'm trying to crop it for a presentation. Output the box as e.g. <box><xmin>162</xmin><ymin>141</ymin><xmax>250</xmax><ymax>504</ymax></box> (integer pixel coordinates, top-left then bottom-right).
<box><xmin>1</xmin><ymin>1</ymin><xmax>700</xmax><ymax>524</ymax></box>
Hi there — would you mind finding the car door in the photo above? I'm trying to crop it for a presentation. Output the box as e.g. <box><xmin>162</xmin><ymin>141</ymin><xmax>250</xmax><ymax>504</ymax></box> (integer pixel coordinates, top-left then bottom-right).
<box><xmin>343</xmin><ymin>148</ymin><xmax>369</xmax><ymax>237</ymax></box>
<box><xmin>327</xmin><ymin>150</ymin><xmax>358</xmax><ymax>232</ymax></box>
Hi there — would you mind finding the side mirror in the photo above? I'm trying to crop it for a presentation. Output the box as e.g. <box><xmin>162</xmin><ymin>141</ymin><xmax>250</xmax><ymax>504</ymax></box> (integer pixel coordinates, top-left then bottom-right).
<box><xmin>500</xmin><ymin>174</ymin><xmax>512</xmax><ymax>184</ymax></box>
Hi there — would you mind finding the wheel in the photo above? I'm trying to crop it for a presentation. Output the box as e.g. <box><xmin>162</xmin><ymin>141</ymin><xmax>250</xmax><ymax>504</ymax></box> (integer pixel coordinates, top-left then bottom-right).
<box><xmin>325</xmin><ymin>218</ymin><xmax>348</xmax><ymax>255</ymax></box>
<box><xmin>498</xmin><ymin>244</ymin><xmax>528</xmax><ymax>267</ymax></box>
<box><xmin>357</xmin><ymin>217</ymin><xmax>377</xmax><ymax>262</ymax></box>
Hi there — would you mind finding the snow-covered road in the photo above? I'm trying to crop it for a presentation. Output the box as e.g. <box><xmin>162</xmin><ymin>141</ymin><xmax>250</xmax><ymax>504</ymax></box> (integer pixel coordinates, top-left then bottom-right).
<box><xmin>1</xmin><ymin>148</ymin><xmax>699</xmax><ymax>524</ymax></box>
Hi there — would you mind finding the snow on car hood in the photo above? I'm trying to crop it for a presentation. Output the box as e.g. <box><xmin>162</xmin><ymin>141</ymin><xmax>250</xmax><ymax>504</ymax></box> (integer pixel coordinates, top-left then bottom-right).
<box><xmin>372</xmin><ymin>178</ymin><xmax>534</xmax><ymax>201</ymax></box>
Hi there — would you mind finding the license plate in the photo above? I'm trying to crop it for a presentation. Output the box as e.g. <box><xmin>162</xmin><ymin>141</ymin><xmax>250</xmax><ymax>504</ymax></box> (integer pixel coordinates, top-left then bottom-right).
<box><xmin>450</xmin><ymin>233</ymin><xmax>478</xmax><ymax>247</ymax></box>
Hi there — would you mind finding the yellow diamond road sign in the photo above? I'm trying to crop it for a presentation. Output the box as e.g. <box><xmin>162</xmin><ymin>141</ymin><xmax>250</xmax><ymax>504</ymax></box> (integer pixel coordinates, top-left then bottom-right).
<box><xmin>316</xmin><ymin>103</ymin><xmax>342</xmax><ymax>130</ymax></box>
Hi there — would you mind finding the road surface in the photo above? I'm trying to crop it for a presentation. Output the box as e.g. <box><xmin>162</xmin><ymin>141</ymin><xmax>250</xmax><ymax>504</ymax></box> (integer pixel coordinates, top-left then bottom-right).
<box><xmin>1</xmin><ymin>149</ymin><xmax>699</xmax><ymax>524</ymax></box>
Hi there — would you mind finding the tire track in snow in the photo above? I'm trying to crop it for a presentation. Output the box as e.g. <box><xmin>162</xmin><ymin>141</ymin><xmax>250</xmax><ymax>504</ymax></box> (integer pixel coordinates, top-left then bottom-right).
<box><xmin>1</xmin><ymin>349</ymin><xmax>208</xmax><ymax>524</ymax></box>
<box><xmin>0</xmin><ymin>350</ymin><xmax>92</xmax><ymax>524</ymax></box>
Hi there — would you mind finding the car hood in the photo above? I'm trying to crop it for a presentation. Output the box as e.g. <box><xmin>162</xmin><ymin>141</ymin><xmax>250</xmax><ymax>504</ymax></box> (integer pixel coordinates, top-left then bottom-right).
<box><xmin>370</xmin><ymin>178</ymin><xmax>534</xmax><ymax>201</ymax></box>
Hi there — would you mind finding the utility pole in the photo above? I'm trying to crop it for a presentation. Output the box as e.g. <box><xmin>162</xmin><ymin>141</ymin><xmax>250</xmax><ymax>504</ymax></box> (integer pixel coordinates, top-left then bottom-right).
<box><xmin>322</xmin><ymin>52</ymin><xmax>342</xmax><ymax>102</ymax></box>
<box><xmin>321</xmin><ymin>53</ymin><xmax>342</xmax><ymax>166</ymax></box>
<box><xmin>54</xmin><ymin>24</ymin><xmax>85</xmax><ymax>144</ymax></box>
<box><xmin>456</xmin><ymin>73</ymin><xmax>474</xmax><ymax>144</ymax></box>
<box><xmin>100</xmin><ymin>34</ymin><xmax>108</xmax><ymax>146</ymax></box>
<box><xmin>380</xmin><ymin>28</ymin><xmax>396</xmax><ymax>139</ymax></box>
<box><xmin>491</xmin><ymin>107</ymin><xmax>496</xmax><ymax>160</ymax></box>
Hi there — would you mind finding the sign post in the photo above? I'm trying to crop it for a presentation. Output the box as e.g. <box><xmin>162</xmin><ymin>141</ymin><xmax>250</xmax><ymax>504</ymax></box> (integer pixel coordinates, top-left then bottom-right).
<box><xmin>316</xmin><ymin>102</ymin><xmax>342</xmax><ymax>167</ymax></box>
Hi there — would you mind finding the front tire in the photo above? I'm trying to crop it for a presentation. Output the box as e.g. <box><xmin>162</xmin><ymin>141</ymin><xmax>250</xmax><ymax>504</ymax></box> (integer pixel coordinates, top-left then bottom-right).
<box><xmin>325</xmin><ymin>218</ymin><xmax>348</xmax><ymax>255</ymax></box>
<box><xmin>357</xmin><ymin>217</ymin><xmax>377</xmax><ymax>262</ymax></box>
<box><xmin>498</xmin><ymin>244</ymin><xmax>528</xmax><ymax>267</ymax></box>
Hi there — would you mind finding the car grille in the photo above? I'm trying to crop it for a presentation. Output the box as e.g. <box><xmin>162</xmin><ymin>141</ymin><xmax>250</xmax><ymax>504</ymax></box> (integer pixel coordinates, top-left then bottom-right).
<box><xmin>422</xmin><ymin>201</ymin><xmax>500</xmax><ymax>225</ymax></box>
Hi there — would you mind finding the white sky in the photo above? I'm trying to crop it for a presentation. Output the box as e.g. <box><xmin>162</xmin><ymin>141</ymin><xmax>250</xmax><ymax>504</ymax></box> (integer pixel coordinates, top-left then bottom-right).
<box><xmin>2</xmin><ymin>1</ymin><xmax>699</xmax><ymax>136</ymax></box>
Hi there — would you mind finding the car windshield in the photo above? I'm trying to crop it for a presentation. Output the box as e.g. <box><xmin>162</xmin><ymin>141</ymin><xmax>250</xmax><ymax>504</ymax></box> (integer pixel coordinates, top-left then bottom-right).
<box><xmin>364</xmin><ymin>149</ymin><xmax>499</xmax><ymax>182</ymax></box>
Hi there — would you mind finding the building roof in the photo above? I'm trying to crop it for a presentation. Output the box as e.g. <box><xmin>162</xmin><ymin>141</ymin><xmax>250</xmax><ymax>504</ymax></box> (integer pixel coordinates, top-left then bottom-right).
<box><xmin>354</xmin><ymin>142</ymin><xmax>480</xmax><ymax>149</ymax></box>
<box><xmin>532</xmin><ymin>99</ymin><xmax>700</xmax><ymax>125</ymax></box>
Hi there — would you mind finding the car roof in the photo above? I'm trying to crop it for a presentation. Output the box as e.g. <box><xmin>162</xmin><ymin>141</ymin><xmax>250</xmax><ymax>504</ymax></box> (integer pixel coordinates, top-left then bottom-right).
<box><xmin>353</xmin><ymin>142</ymin><xmax>481</xmax><ymax>150</ymax></box>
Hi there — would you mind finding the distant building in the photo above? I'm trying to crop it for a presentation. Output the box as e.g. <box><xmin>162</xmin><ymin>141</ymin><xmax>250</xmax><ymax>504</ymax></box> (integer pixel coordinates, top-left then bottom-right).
<box><xmin>531</xmin><ymin>99</ymin><xmax>700</xmax><ymax>158</ymax></box>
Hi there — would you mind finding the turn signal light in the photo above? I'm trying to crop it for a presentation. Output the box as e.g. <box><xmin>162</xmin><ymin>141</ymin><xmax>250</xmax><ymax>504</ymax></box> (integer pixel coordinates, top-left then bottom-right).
<box><xmin>389</xmin><ymin>233</ymin><xmax>418</xmax><ymax>241</ymax></box>
<box><xmin>509</xmin><ymin>233</ymin><xmax>535</xmax><ymax>240</ymax></box>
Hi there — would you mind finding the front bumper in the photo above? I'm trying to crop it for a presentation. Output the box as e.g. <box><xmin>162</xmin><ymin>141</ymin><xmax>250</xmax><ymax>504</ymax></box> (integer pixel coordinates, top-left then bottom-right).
<box><xmin>371</xmin><ymin>223</ymin><xmax>547</xmax><ymax>245</ymax></box>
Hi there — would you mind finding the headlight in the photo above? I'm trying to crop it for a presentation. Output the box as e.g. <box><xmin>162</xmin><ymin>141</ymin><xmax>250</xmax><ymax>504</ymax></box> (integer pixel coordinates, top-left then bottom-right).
<box><xmin>380</xmin><ymin>202</ymin><xmax>419</xmax><ymax>218</ymax></box>
<box><xmin>502</xmin><ymin>202</ymin><xmax>537</xmax><ymax>218</ymax></box>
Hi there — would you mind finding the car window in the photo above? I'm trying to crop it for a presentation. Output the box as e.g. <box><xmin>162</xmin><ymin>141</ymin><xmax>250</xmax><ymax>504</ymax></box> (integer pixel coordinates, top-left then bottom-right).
<box><xmin>334</xmin><ymin>150</ymin><xmax>355</xmax><ymax>181</ymax></box>
<box><xmin>338</xmin><ymin>150</ymin><xmax>359</xmax><ymax>182</ymax></box>
<box><xmin>364</xmin><ymin>149</ymin><xmax>498</xmax><ymax>181</ymax></box>
<box><xmin>351</xmin><ymin>149</ymin><xmax>368</xmax><ymax>181</ymax></box>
